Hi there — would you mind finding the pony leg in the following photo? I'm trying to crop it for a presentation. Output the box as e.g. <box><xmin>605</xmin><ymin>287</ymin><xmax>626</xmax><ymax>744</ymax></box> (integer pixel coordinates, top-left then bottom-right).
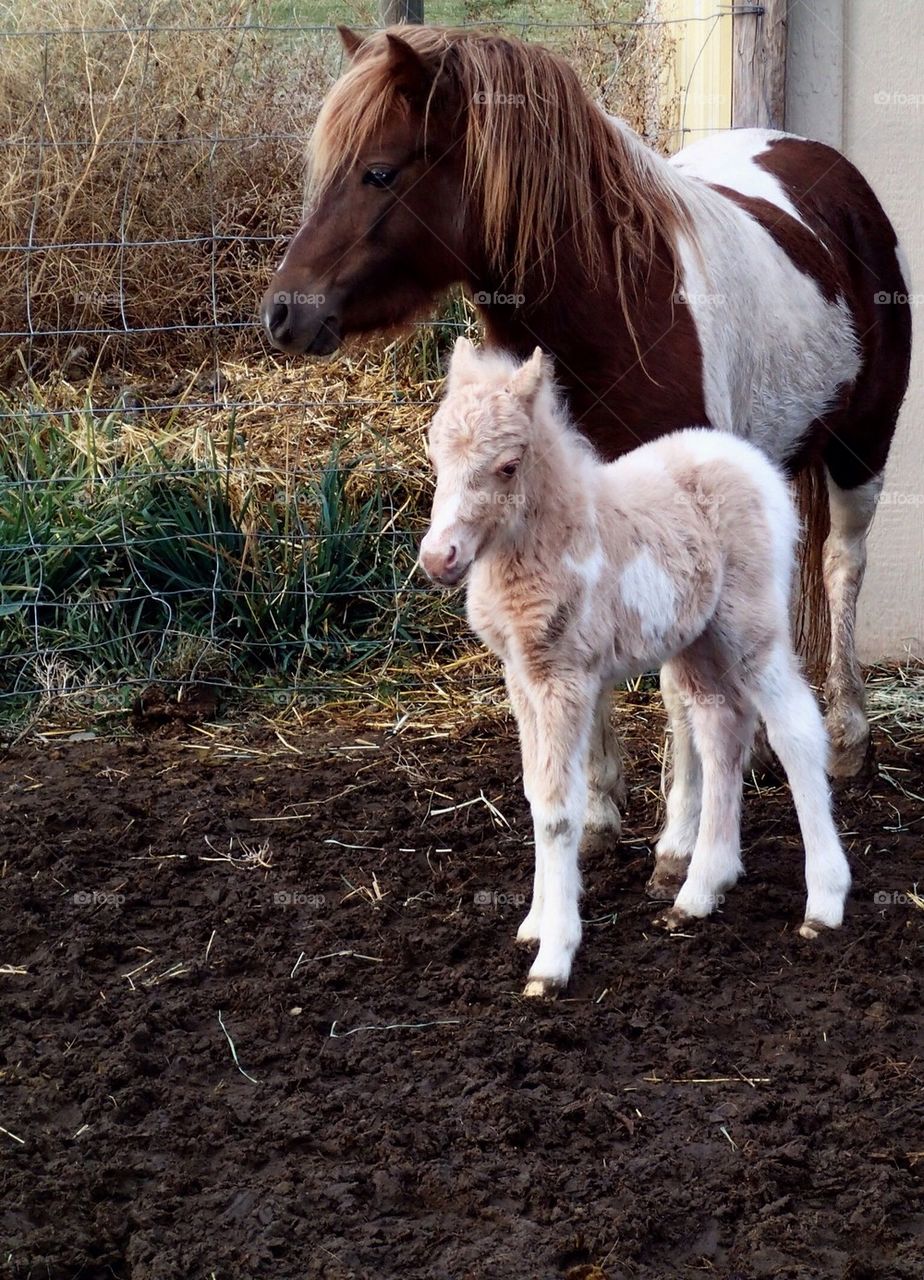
<box><xmin>656</xmin><ymin>692</ymin><xmax>755</xmax><ymax>930</ymax></box>
<box><xmin>648</xmin><ymin>662</ymin><xmax>702</xmax><ymax>899</ymax></box>
<box><xmin>522</xmin><ymin>676</ymin><xmax>597</xmax><ymax>997</ymax></box>
<box><xmin>822</xmin><ymin>472</ymin><xmax>882</xmax><ymax>778</ymax></box>
<box><xmin>584</xmin><ymin>689</ymin><xmax>626</xmax><ymax>838</ymax></box>
<box><xmin>505</xmin><ymin>669</ymin><xmax>544</xmax><ymax>946</ymax></box>
<box><xmin>752</xmin><ymin>643</ymin><xmax>852</xmax><ymax>935</ymax></box>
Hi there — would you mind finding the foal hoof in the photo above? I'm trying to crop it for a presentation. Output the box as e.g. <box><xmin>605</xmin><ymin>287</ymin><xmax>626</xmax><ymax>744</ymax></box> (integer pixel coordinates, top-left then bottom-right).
<box><xmin>652</xmin><ymin>905</ymin><xmax>694</xmax><ymax>932</ymax></box>
<box><xmin>798</xmin><ymin>917</ymin><xmax>839</xmax><ymax>940</ymax></box>
<box><xmin>645</xmin><ymin>856</ymin><xmax>689</xmax><ymax>901</ymax></box>
<box><xmin>522</xmin><ymin>976</ymin><xmax>563</xmax><ymax>999</ymax></box>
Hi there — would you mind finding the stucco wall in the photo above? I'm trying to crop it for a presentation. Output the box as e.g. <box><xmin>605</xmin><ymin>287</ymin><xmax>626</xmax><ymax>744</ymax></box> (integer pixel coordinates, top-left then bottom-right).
<box><xmin>788</xmin><ymin>0</ymin><xmax>923</xmax><ymax>661</ymax></box>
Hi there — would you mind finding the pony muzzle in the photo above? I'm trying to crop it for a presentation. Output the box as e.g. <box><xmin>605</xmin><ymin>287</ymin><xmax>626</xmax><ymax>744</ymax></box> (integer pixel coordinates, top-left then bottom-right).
<box><xmin>261</xmin><ymin>282</ymin><xmax>341</xmax><ymax>356</ymax></box>
<box><xmin>419</xmin><ymin>533</ymin><xmax>470</xmax><ymax>586</ymax></box>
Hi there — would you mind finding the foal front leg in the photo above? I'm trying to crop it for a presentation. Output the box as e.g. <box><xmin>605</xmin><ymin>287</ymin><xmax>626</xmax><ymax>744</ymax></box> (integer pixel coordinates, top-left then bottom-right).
<box><xmin>505</xmin><ymin>670</ymin><xmax>544</xmax><ymax>946</ymax></box>
<box><xmin>521</xmin><ymin>674</ymin><xmax>597</xmax><ymax>998</ymax></box>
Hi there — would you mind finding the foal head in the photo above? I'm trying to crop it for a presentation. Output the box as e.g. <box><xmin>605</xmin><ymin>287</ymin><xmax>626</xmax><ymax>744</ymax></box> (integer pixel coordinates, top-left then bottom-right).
<box><xmin>420</xmin><ymin>341</ymin><xmax>550</xmax><ymax>585</ymax></box>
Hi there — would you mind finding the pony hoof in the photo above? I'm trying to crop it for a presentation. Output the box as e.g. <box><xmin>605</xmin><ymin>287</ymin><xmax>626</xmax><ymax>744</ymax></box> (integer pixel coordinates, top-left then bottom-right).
<box><xmin>827</xmin><ymin>736</ymin><xmax>873</xmax><ymax>780</ymax></box>
<box><xmin>798</xmin><ymin>917</ymin><xmax>839</xmax><ymax>940</ymax></box>
<box><xmin>523</xmin><ymin>976</ymin><xmax>562</xmax><ymax>999</ymax></box>
<box><xmin>645</xmin><ymin>857</ymin><xmax>688</xmax><ymax>901</ymax></box>
<box><xmin>653</xmin><ymin>905</ymin><xmax>693</xmax><ymax>932</ymax></box>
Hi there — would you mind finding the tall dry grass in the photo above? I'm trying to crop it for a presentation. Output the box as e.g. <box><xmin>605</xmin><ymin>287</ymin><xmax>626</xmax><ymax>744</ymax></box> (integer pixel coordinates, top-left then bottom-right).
<box><xmin>0</xmin><ymin>0</ymin><xmax>354</xmax><ymax>379</ymax></box>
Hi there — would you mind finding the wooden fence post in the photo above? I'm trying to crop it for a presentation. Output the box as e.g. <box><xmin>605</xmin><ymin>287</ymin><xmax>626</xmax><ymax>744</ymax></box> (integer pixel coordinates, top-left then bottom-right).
<box><xmin>380</xmin><ymin>0</ymin><xmax>424</xmax><ymax>24</ymax></box>
<box><xmin>731</xmin><ymin>0</ymin><xmax>788</xmax><ymax>129</ymax></box>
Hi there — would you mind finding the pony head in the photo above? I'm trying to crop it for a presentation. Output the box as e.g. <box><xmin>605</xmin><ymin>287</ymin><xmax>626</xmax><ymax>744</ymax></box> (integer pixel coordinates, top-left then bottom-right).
<box><xmin>420</xmin><ymin>340</ymin><xmax>550</xmax><ymax>585</ymax></box>
<box><xmin>261</xmin><ymin>25</ymin><xmax>683</xmax><ymax>358</ymax></box>
<box><xmin>261</xmin><ymin>27</ymin><xmax>468</xmax><ymax>356</ymax></box>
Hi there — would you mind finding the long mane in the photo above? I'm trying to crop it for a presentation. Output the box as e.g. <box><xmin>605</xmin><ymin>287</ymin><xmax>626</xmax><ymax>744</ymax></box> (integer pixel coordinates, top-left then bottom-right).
<box><xmin>311</xmin><ymin>25</ymin><xmax>691</xmax><ymax>300</ymax></box>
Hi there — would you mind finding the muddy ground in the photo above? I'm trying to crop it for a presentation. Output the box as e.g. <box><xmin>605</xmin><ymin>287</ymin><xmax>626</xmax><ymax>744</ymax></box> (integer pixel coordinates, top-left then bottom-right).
<box><xmin>1</xmin><ymin>697</ymin><xmax>922</xmax><ymax>1280</ymax></box>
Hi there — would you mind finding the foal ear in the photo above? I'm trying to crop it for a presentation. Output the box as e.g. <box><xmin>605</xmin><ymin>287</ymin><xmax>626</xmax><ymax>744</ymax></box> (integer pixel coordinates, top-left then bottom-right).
<box><xmin>508</xmin><ymin>346</ymin><xmax>550</xmax><ymax>409</ymax></box>
<box><xmin>337</xmin><ymin>26</ymin><xmax>365</xmax><ymax>61</ymax></box>
<box><xmin>384</xmin><ymin>33</ymin><xmax>433</xmax><ymax>100</ymax></box>
<box><xmin>447</xmin><ymin>336</ymin><xmax>481</xmax><ymax>386</ymax></box>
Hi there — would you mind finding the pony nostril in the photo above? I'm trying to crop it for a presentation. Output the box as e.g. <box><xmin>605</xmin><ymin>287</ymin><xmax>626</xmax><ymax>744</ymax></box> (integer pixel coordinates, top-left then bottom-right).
<box><xmin>266</xmin><ymin>300</ymin><xmax>290</xmax><ymax>341</ymax></box>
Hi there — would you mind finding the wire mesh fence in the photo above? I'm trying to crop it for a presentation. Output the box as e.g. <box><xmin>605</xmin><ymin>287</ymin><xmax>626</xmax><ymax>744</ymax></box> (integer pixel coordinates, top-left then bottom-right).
<box><xmin>0</xmin><ymin>2</ymin><xmax>736</xmax><ymax>721</ymax></box>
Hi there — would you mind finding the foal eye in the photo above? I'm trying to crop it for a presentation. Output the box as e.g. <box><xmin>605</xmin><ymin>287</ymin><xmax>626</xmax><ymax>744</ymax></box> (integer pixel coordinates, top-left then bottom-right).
<box><xmin>498</xmin><ymin>460</ymin><xmax>519</xmax><ymax>478</ymax></box>
<box><xmin>363</xmin><ymin>166</ymin><xmax>398</xmax><ymax>189</ymax></box>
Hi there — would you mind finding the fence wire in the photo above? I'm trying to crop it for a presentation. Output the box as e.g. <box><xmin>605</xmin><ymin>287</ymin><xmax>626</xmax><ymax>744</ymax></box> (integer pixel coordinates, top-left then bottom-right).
<box><xmin>0</xmin><ymin>7</ymin><xmax>733</xmax><ymax>718</ymax></box>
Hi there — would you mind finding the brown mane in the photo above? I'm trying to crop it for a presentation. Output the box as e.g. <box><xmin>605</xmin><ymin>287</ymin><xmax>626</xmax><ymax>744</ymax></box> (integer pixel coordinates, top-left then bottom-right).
<box><xmin>310</xmin><ymin>25</ymin><xmax>691</xmax><ymax>302</ymax></box>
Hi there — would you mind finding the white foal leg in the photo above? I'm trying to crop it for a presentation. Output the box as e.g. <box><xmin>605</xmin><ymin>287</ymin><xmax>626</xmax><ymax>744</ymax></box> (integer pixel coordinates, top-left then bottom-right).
<box><xmin>584</xmin><ymin>689</ymin><xmax>627</xmax><ymax>839</ymax></box>
<box><xmin>505</xmin><ymin>670</ymin><xmax>544</xmax><ymax>947</ymax></box>
<box><xmin>752</xmin><ymin>643</ymin><xmax>852</xmax><ymax>935</ymax></box>
<box><xmin>823</xmin><ymin>472</ymin><xmax>882</xmax><ymax>778</ymax></box>
<box><xmin>522</xmin><ymin>676</ymin><xmax>597</xmax><ymax>997</ymax></box>
<box><xmin>657</xmin><ymin>693</ymin><xmax>755</xmax><ymax>930</ymax></box>
<box><xmin>648</xmin><ymin>662</ymin><xmax>702</xmax><ymax>899</ymax></box>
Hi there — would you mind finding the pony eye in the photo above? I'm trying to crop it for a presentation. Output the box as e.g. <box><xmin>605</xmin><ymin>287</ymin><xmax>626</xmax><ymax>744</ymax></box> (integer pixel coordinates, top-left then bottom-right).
<box><xmin>499</xmin><ymin>459</ymin><xmax>519</xmax><ymax>478</ymax></box>
<box><xmin>363</xmin><ymin>166</ymin><xmax>398</xmax><ymax>189</ymax></box>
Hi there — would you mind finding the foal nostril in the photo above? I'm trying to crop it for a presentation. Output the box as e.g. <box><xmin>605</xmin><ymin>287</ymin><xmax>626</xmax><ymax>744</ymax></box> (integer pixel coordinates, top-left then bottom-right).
<box><xmin>445</xmin><ymin>544</ymin><xmax>458</xmax><ymax>570</ymax></box>
<box><xmin>266</xmin><ymin>299</ymin><xmax>290</xmax><ymax>343</ymax></box>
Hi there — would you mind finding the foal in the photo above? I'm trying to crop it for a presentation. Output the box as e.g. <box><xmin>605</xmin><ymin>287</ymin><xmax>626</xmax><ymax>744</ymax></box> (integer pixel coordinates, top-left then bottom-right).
<box><xmin>420</xmin><ymin>339</ymin><xmax>852</xmax><ymax>998</ymax></box>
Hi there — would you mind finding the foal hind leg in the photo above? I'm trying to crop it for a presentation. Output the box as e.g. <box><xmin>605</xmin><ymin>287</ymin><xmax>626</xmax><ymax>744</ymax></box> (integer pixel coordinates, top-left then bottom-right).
<box><xmin>656</xmin><ymin>683</ymin><xmax>756</xmax><ymax>930</ymax></box>
<box><xmin>752</xmin><ymin>642</ymin><xmax>851</xmax><ymax>934</ymax></box>
<box><xmin>822</xmin><ymin>471</ymin><xmax>882</xmax><ymax>778</ymax></box>
<box><xmin>583</xmin><ymin>689</ymin><xmax>626</xmax><ymax>840</ymax></box>
<box><xmin>648</xmin><ymin>663</ymin><xmax>702</xmax><ymax>899</ymax></box>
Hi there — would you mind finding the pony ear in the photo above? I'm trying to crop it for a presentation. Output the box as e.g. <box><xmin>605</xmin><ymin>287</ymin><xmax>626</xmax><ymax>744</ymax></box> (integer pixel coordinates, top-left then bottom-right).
<box><xmin>337</xmin><ymin>26</ymin><xmax>365</xmax><ymax>61</ymax></box>
<box><xmin>508</xmin><ymin>347</ymin><xmax>549</xmax><ymax>409</ymax></box>
<box><xmin>385</xmin><ymin>33</ymin><xmax>432</xmax><ymax>99</ymax></box>
<box><xmin>447</xmin><ymin>336</ymin><xmax>481</xmax><ymax>386</ymax></box>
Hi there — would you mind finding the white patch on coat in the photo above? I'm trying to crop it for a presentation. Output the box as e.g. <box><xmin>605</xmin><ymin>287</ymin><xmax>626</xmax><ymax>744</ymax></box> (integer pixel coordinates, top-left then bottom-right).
<box><xmin>619</xmin><ymin>549</ymin><xmax>678</xmax><ymax>640</ymax></box>
<box><xmin>671</xmin><ymin>205</ymin><xmax>861</xmax><ymax>459</ymax></box>
<box><xmin>670</xmin><ymin>129</ymin><xmax>806</xmax><ymax>224</ymax></box>
<box><xmin>564</xmin><ymin>544</ymin><xmax>605</xmax><ymax>585</ymax></box>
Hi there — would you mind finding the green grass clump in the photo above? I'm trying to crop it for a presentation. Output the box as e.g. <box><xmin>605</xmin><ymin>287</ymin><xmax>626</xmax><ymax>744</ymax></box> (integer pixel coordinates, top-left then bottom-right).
<box><xmin>0</xmin><ymin>406</ymin><xmax>455</xmax><ymax>715</ymax></box>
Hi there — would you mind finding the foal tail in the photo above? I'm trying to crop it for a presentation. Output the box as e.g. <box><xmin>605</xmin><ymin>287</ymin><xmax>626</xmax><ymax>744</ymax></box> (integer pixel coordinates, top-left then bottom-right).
<box><xmin>792</xmin><ymin>460</ymin><xmax>830</xmax><ymax>686</ymax></box>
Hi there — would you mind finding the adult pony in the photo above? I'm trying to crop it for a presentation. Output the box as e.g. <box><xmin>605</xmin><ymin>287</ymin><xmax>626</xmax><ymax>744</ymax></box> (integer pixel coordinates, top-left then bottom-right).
<box><xmin>262</xmin><ymin>24</ymin><xmax>912</xmax><ymax>802</ymax></box>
